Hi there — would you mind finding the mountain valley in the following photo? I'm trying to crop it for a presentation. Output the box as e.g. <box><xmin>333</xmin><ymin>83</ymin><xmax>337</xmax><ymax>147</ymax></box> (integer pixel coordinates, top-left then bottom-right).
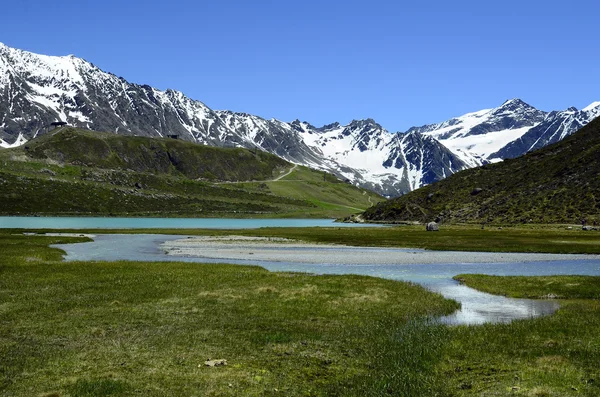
<box><xmin>2</xmin><ymin>43</ymin><xmax>598</xmax><ymax>197</ymax></box>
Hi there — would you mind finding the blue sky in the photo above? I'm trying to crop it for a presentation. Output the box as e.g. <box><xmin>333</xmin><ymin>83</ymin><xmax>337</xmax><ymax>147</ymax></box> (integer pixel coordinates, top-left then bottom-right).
<box><xmin>2</xmin><ymin>0</ymin><xmax>598</xmax><ymax>131</ymax></box>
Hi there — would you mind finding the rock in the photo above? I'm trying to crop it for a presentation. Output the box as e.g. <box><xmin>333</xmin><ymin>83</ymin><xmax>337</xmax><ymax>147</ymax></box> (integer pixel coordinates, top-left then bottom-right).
<box><xmin>426</xmin><ymin>222</ymin><xmax>439</xmax><ymax>231</ymax></box>
<box><xmin>134</xmin><ymin>181</ymin><xmax>143</xmax><ymax>189</ymax></box>
<box><xmin>204</xmin><ymin>359</ymin><xmax>227</xmax><ymax>367</ymax></box>
<box><xmin>471</xmin><ymin>188</ymin><xmax>483</xmax><ymax>196</ymax></box>
<box><xmin>582</xmin><ymin>226</ymin><xmax>598</xmax><ymax>231</ymax></box>
<box><xmin>40</xmin><ymin>168</ymin><xmax>56</xmax><ymax>176</ymax></box>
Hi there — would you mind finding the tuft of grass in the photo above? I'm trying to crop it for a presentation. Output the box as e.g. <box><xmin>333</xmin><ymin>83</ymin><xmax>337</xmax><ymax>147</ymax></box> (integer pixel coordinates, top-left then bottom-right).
<box><xmin>67</xmin><ymin>378</ymin><xmax>132</xmax><ymax>396</ymax></box>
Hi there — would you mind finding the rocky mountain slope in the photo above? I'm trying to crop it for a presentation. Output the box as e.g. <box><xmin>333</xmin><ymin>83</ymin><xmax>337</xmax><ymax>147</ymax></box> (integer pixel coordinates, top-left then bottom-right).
<box><xmin>409</xmin><ymin>99</ymin><xmax>600</xmax><ymax>165</ymax></box>
<box><xmin>0</xmin><ymin>43</ymin><xmax>468</xmax><ymax>196</ymax></box>
<box><xmin>362</xmin><ymin>117</ymin><xmax>600</xmax><ymax>224</ymax></box>
<box><xmin>1</xmin><ymin>42</ymin><xmax>598</xmax><ymax>196</ymax></box>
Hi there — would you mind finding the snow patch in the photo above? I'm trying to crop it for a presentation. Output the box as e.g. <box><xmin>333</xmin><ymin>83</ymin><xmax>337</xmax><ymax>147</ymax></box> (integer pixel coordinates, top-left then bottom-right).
<box><xmin>583</xmin><ymin>101</ymin><xmax>600</xmax><ymax>112</ymax></box>
<box><xmin>0</xmin><ymin>132</ymin><xmax>27</xmax><ymax>148</ymax></box>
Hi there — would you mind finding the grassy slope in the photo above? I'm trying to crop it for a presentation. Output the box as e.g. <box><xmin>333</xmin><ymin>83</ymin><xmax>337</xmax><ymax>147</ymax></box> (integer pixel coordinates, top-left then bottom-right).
<box><xmin>362</xmin><ymin>116</ymin><xmax>600</xmax><ymax>224</ymax></box>
<box><xmin>443</xmin><ymin>275</ymin><xmax>600</xmax><ymax>396</ymax></box>
<box><xmin>0</xmin><ymin>232</ymin><xmax>457</xmax><ymax>396</ymax></box>
<box><xmin>0</xmin><ymin>128</ymin><xmax>383</xmax><ymax>218</ymax></box>
<box><xmin>23</xmin><ymin>128</ymin><xmax>289</xmax><ymax>181</ymax></box>
<box><xmin>232</xmin><ymin>165</ymin><xmax>382</xmax><ymax>215</ymax></box>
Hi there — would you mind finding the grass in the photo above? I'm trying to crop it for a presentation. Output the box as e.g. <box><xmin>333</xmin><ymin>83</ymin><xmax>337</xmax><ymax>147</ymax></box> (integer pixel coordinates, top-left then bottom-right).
<box><xmin>2</xmin><ymin>229</ymin><xmax>599</xmax><ymax>395</ymax></box>
<box><xmin>443</xmin><ymin>275</ymin><xmax>600</xmax><ymax>396</ymax></box>
<box><xmin>14</xmin><ymin>223</ymin><xmax>600</xmax><ymax>254</ymax></box>
<box><xmin>0</xmin><ymin>129</ymin><xmax>384</xmax><ymax>219</ymax></box>
<box><xmin>453</xmin><ymin>274</ymin><xmax>600</xmax><ymax>299</ymax></box>
<box><xmin>221</xmin><ymin>165</ymin><xmax>383</xmax><ymax>216</ymax></box>
<box><xmin>0</xmin><ymin>232</ymin><xmax>457</xmax><ymax>396</ymax></box>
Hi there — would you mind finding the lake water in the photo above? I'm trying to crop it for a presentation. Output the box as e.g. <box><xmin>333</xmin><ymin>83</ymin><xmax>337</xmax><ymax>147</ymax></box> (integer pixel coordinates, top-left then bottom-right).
<box><xmin>54</xmin><ymin>234</ymin><xmax>600</xmax><ymax>326</ymax></box>
<box><xmin>0</xmin><ymin>216</ymin><xmax>382</xmax><ymax>229</ymax></box>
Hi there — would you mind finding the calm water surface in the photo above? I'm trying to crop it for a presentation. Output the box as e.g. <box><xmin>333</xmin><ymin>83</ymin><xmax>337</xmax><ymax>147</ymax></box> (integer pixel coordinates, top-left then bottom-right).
<box><xmin>0</xmin><ymin>216</ymin><xmax>382</xmax><ymax>229</ymax></box>
<box><xmin>55</xmin><ymin>234</ymin><xmax>600</xmax><ymax>325</ymax></box>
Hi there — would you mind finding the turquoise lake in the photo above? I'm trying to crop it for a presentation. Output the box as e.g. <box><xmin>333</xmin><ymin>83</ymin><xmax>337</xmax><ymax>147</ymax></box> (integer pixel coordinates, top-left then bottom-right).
<box><xmin>0</xmin><ymin>216</ymin><xmax>382</xmax><ymax>229</ymax></box>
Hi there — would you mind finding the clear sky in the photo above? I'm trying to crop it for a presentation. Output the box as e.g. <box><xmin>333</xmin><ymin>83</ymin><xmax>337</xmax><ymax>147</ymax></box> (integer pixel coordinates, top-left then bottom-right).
<box><xmin>1</xmin><ymin>0</ymin><xmax>598</xmax><ymax>131</ymax></box>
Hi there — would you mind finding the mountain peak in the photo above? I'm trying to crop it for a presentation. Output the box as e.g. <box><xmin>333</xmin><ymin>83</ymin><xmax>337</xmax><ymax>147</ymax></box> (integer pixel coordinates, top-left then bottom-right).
<box><xmin>290</xmin><ymin>119</ymin><xmax>316</xmax><ymax>132</ymax></box>
<box><xmin>315</xmin><ymin>122</ymin><xmax>342</xmax><ymax>133</ymax></box>
<box><xmin>499</xmin><ymin>98</ymin><xmax>534</xmax><ymax>110</ymax></box>
<box><xmin>348</xmin><ymin>118</ymin><xmax>381</xmax><ymax>129</ymax></box>
<box><xmin>583</xmin><ymin>101</ymin><xmax>600</xmax><ymax>112</ymax></box>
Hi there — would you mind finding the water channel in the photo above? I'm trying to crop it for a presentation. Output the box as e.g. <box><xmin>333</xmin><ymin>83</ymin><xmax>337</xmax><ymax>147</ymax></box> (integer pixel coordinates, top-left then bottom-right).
<box><xmin>54</xmin><ymin>234</ymin><xmax>600</xmax><ymax>326</ymax></box>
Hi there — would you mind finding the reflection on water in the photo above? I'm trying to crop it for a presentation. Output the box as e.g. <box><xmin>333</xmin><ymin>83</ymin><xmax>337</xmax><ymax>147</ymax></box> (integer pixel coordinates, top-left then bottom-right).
<box><xmin>54</xmin><ymin>234</ymin><xmax>600</xmax><ymax>326</ymax></box>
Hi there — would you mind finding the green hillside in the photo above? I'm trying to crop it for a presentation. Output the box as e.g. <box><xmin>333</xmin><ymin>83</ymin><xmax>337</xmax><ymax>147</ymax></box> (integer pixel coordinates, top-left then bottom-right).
<box><xmin>362</xmin><ymin>116</ymin><xmax>600</xmax><ymax>224</ymax></box>
<box><xmin>0</xmin><ymin>128</ymin><xmax>383</xmax><ymax>218</ymax></box>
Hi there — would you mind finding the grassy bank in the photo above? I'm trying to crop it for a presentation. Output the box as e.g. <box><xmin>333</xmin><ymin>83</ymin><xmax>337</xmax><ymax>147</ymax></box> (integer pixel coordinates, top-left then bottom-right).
<box><xmin>444</xmin><ymin>275</ymin><xmax>600</xmax><ymax>396</ymax></box>
<box><xmin>0</xmin><ymin>232</ymin><xmax>457</xmax><ymax>396</ymax></box>
<box><xmin>9</xmin><ymin>223</ymin><xmax>600</xmax><ymax>254</ymax></box>
<box><xmin>453</xmin><ymin>274</ymin><xmax>600</xmax><ymax>299</ymax></box>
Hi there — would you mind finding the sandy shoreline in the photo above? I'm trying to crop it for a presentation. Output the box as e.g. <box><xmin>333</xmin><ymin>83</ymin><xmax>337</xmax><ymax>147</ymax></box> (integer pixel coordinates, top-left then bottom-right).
<box><xmin>160</xmin><ymin>236</ymin><xmax>600</xmax><ymax>265</ymax></box>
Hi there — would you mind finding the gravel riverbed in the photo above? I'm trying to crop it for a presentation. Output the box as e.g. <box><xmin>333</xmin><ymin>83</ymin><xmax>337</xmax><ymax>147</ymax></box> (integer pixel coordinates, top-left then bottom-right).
<box><xmin>161</xmin><ymin>236</ymin><xmax>600</xmax><ymax>265</ymax></box>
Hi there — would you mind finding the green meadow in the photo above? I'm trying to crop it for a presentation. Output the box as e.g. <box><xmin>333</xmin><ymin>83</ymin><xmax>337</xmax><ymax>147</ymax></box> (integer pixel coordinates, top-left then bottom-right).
<box><xmin>1</xmin><ymin>228</ymin><xmax>599</xmax><ymax>396</ymax></box>
<box><xmin>0</xmin><ymin>232</ymin><xmax>456</xmax><ymax>396</ymax></box>
<box><xmin>17</xmin><ymin>223</ymin><xmax>600</xmax><ymax>254</ymax></box>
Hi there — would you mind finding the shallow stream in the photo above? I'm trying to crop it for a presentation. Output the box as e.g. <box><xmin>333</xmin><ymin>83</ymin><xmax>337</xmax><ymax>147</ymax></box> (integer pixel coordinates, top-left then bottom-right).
<box><xmin>54</xmin><ymin>234</ymin><xmax>600</xmax><ymax>326</ymax></box>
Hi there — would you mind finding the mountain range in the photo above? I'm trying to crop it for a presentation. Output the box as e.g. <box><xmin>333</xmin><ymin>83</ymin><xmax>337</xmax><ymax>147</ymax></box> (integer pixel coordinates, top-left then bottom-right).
<box><xmin>1</xmin><ymin>42</ymin><xmax>598</xmax><ymax>196</ymax></box>
<box><xmin>361</xmin><ymin>115</ymin><xmax>600</xmax><ymax>224</ymax></box>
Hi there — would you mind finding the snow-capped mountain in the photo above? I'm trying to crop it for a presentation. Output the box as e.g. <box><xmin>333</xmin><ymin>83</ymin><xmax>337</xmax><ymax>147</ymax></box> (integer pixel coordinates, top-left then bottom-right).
<box><xmin>0</xmin><ymin>42</ymin><xmax>468</xmax><ymax>196</ymax></box>
<box><xmin>490</xmin><ymin>102</ymin><xmax>600</xmax><ymax>159</ymax></box>
<box><xmin>408</xmin><ymin>98</ymin><xmax>600</xmax><ymax>164</ymax></box>
<box><xmin>0</xmin><ymin>42</ymin><xmax>250</xmax><ymax>148</ymax></box>
<box><xmin>291</xmin><ymin>118</ymin><xmax>465</xmax><ymax>195</ymax></box>
<box><xmin>0</xmin><ymin>42</ymin><xmax>598</xmax><ymax>197</ymax></box>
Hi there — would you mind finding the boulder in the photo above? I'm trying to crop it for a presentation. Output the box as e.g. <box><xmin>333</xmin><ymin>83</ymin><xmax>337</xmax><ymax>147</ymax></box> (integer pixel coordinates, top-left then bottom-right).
<box><xmin>426</xmin><ymin>222</ymin><xmax>439</xmax><ymax>231</ymax></box>
<box><xmin>40</xmin><ymin>168</ymin><xmax>56</xmax><ymax>176</ymax></box>
<box><xmin>204</xmin><ymin>359</ymin><xmax>227</xmax><ymax>367</ymax></box>
<box><xmin>471</xmin><ymin>188</ymin><xmax>483</xmax><ymax>196</ymax></box>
